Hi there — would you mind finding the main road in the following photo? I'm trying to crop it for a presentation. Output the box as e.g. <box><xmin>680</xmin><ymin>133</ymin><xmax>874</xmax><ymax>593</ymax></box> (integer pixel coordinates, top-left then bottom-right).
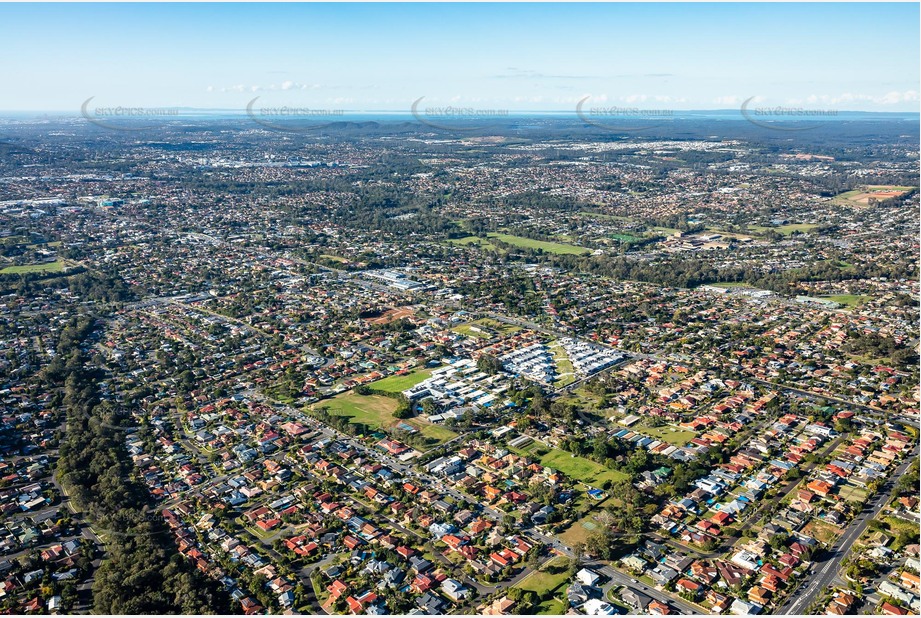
<box><xmin>780</xmin><ymin>445</ymin><xmax>919</xmax><ymax>615</ymax></box>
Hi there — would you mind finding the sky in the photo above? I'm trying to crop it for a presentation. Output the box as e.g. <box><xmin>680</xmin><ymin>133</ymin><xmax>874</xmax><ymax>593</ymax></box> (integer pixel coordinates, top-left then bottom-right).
<box><xmin>1</xmin><ymin>2</ymin><xmax>919</xmax><ymax>114</ymax></box>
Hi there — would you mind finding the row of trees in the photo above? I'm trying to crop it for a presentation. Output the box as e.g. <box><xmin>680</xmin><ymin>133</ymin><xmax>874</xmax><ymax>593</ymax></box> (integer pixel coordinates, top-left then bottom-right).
<box><xmin>52</xmin><ymin>317</ymin><xmax>232</xmax><ymax>614</ymax></box>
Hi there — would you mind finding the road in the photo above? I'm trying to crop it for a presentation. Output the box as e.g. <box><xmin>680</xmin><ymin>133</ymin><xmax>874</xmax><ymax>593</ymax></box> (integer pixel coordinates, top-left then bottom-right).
<box><xmin>780</xmin><ymin>445</ymin><xmax>919</xmax><ymax>615</ymax></box>
<box><xmin>589</xmin><ymin>562</ymin><xmax>702</xmax><ymax>615</ymax></box>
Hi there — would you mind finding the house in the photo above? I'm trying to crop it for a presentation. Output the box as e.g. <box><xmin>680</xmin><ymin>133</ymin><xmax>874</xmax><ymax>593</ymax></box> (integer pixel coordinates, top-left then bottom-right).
<box><xmin>664</xmin><ymin>554</ymin><xmax>694</xmax><ymax>572</ymax></box>
<box><xmin>441</xmin><ymin>578</ymin><xmax>470</xmax><ymax>602</ymax></box>
<box><xmin>480</xmin><ymin>596</ymin><xmax>516</xmax><ymax>615</ymax></box>
<box><xmin>416</xmin><ymin>591</ymin><xmax>448</xmax><ymax>614</ymax></box>
<box><xmin>583</xmin><ymin>598</ymin><xmax>619</xmax><ymax>615</ymax></box>
<box><xmin>707</xmin><ymin>590</ymin><xmax>731</xmax><ymax>613</ymax></box>
<box><xmin>901</xmin><ymin>571</ymin><xmax>920</xmax><ymax>592</ymax></box>
<box><xmin>621</xmin><ymin>589</ymin><xmax>652</xmax><ymax>610</ymax></box>
<box><xmin>748</xmin><ymin>586</ymin><xmax>771</xmax><ymax>605</ymax></box>
<box><xmin>576</xmin><ymin>568</ymin><xmax>602</xmax><ymax>587</ymax></box>
<box><xmin>622</xmin><ymin>554</ymin><xmax>648</xmax><ymax>573</ymax></box>
<box><xmin>567</xmin><ymin>582</ymin><xmax>599</xmax><ymax>606</ymax></box>
<box><xmin>730</xmin><ymin>598</ymin><xmax>762</xmax><ymax>615</ymax></box>
<box><xmin>676</xmin><ymin>578</ymin><xmax>702</xmax><ymax>598</ymax></box>
<box><xmin>731</xmin><ymin>550</ymin><xmax>760</xmax><ymax>571</ymax></box>
<box><xmin>880</xmin><ymin>602</ymin><xmax>908</xmax><ymax>615</ymax></box>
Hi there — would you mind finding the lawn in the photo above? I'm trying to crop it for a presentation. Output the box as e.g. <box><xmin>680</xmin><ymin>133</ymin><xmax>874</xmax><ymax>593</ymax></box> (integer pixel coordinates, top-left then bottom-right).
<box><xmin>487</xmin><ymin>233</ymin><xmax>590</xmax><ymax>256</ymax></box>
<box><xmin>317</xmin><ymin>391</ymin><xmax>456</xmax><ymax>444</ymax></box>
<box><xmin>539</xmin><ymin>448</ymin><xmax>628</xmax><ymax>487</ymax></box>
<box><xmin>818</xmin><ymin>294</ymin><xmax>869</xmax><ymax>309</ymax></box>
<box><xmin>834</xmin><ymin>185</ymin><xmax>915</xmax><ymax>207</ymax></box>
<box><xmin>514</xmin><ymin>556</ymin><xmax>569</xmax><ymax>597</ymax></box>
<box><xmin>534</xmin><ymin>598</ymin><xmax>567</xmax><ymax>615</ymax></box>
<box><xmin>775</xmin><ymin>223</ymin><xmax>819</xmax><ymax>235</ymax></box>
<box><xmin>884</xmin><ymin>516</ymin><xmax>921</xmax><ymax>551</ymax></box>
<box><xmin>0</xmin><ymin>260</ymin><xmax>66</xmax><ymax>274</ymax></box>
<box><xmin>320</xmin><ymin>253</ymin><xmax>348</xmax><ymax>263</ymax></box>
<box><xmin>749</xmin><ymin>223</ymin><xmax>818</xmax><ymax>236</ymax></box>
<box><xmin>837</xmin><ymin>484</ymin><xmax>868</xmax><ymax>503</ymax></box>
<box><xmin>452</xmin><ymin>317</ymin><xmax>520</xmax><ymax>339</ymax></box>
<box><xmin>557</xmin><ymin>513</ymin><xmax>602</xmax><ymax>547</ymax></box>
<box><xmin>370</xmin><ymin>367</ymin><xmax>435</xmax><ymax>392</ymax></box>
<box><xmin>634</xmin><ymin>423</ymin><xmax>697</xmax><ymax>446</ymax></box>
<box><xmin>446</xmin><ymin>235</ymin><xmax>501</xmax><ymax>252</ymax></box>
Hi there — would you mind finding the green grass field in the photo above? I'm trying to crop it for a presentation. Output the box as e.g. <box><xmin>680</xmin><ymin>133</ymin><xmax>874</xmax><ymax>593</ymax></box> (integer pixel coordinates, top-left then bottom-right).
<box><xmin>818</xmin><ymin>294</ymin><xmax>869</xmax><ymax>309</ymax></box>
<box><xmin>318</xmin><ymin>391</ymin><xmax>456</xmax><ymax>443</ymax></box>
<box><xmin>634</xmin><ymin>423</ymin><xmax>696</xmax><ymax>446</ymax></box>
<box><xmin>884</xmin><ymin>516</ymin><xmax>921</xmax><ymax>551</ymax></box>
<box><xmin>370</xmin><ymin>367</ymin><xmax>435</xmax><ymax>392</ymax></box>
<box><xmin>513</xmin><ymin>556</ymin><xmax>570</xmax><ymax>604</ymax></box>
<box><xmin>452</xmin><ymin>317</ymin><xmax>520</xmax><ymax>339</ymax></box>
<box><xmin>446</xmin><ymin>235</ymin><xmax>501</xmax><ymax>252</ymax></box>
<box><xmin>538</xmin><ymin>448</ymin><xmax>628</xmax><ymax>486</ymax></box>
<box><xmin>487</xmin><ymin>233</ymin><xmax>590</xmax><ymax>255</ymax></box>
<box><xmin>749</xmin><ymin>223</ymin><xmax>818</xmax><ymax>236</ymax></box>
<box><xmin>557</xmin><ymin>513</ymin><xmax>602</xmax><ymax>547</ymax></box>
<box><xmin>548</xmin><ymin>341</ymin><xmax>576</xmax><ymax>387</ymax></box>
<box><xmin>837</xmin><ymin>484</ymin><xmax>868</xmax><ymax>503</ymax></box>
<box><xmin>834</xmin><ymin>185</ymin><xmax>915</xmax><ymax>207</ymax></box>
<box><xmin>0</xmin><ymin>260</ymin><xmax>66</xmax><ymax>274</ymax></box>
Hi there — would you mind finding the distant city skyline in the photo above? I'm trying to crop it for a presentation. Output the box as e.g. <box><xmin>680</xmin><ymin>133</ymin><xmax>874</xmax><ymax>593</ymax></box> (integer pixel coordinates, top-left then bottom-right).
<box><xmin>1</xmin><ymin>2</ymin><xmax>919</xmax><ymax>113</ymax></box>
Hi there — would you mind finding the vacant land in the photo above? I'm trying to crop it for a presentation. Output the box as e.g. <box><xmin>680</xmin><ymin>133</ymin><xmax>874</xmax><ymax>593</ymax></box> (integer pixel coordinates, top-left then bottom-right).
<box><xmin>446</xmin><ymin>235</ymin><xmax>501</xmax><ymax>252</ymax></box>
<box><xmin>318</xmin><ymin>391</ymin><xmax>456</xmax><ymax>443</ymax></box>
<box><xmin>634</xmin><ymin>423</ymin><xmax>696</xmax><ymax>446</ymax></box>
<box><xmin>513</xmin><ymin>556</ymin><xmax>570</xmax><ymax>614</ymax></box>
<box><xmin>749</xmin><ymin>223</ymin><xmax>818</xmax><ymax>236</ymax></box>
<box><xmin>0</xmin><ymin>260</ymin><xmax>66</xmax><ymax>275</ymax></box>
<box><xmin>834</xmin><ymin>185</ymin><xmax>915</xmax><ymax>207</ymax></box>
<box><xmin>802</xmin><ymin>519</ymin><xmax>842</xmax><ymax>545</ymax></box>
<box><xmin>539</xmin><ymin>447</ymin><xmax>628</xmax><ymax>487</ymax></box>
<box><xmin>371</xmin><ymin>367</ymin><xmax>435</xmax><ymax>392</ymax></box>
<box><xmin>557</xmin><ymin>513</ymin><xmax>602</xmax><ymax>547</ymax></box>
<box><xmin>819</xmin><ymin>294</ymin><xmax>869</xmax><ymax>309</ymax></box>
<box><xmin>452</xmin><ymin>317</ymin><xmax>520</xmax><ymax>339</ymax></box>
<box><xmin>548</xmin><ymin>341</ymin><xmax>576</xmax><ymax>387</ymax></box>
<box><xmin>488</xmin><ymin>233</ymin><xmax>590</xmax><ymax>256</ymax></box>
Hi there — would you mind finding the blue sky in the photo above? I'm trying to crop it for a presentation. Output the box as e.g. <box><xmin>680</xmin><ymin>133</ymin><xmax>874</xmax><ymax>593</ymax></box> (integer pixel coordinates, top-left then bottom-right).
<box><xmin>2</xmin><ymin>3</ymin><xmax>919</xmax><ymax>113</ymax></box>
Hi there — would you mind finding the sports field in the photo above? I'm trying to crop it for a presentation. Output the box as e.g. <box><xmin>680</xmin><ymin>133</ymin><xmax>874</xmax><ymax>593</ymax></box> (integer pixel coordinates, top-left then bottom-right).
<box><xmin>487</xmin><ymin>233</ymin><xmax>589</xmax><ymax>255</ymax></box>
<box><xmin>370</xmin><ymin>367</ymin><xmax>435</xmax><ymax>392</ymax></box>
<box><xmin>834</xmin><ymin>185</ymin><xmax>915</xmax><ymax>207</ymax></box>
<box><xmin>0</xmin><ymin>260</ymin><xmax>66</xmax><ymax>274</ymax></box>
